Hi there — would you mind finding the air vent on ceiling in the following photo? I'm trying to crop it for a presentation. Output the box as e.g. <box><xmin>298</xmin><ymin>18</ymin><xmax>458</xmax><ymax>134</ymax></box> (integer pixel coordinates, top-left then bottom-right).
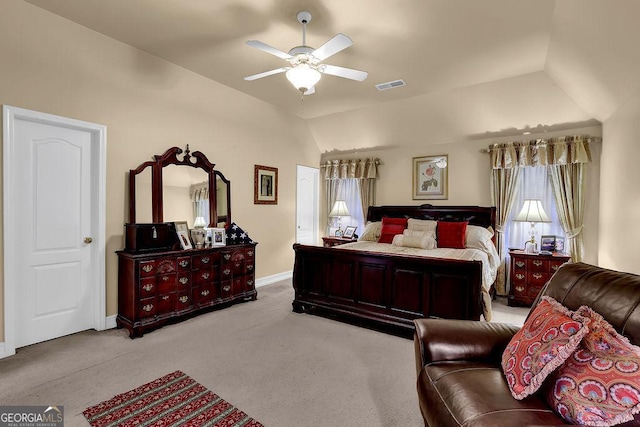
<box><xmin>375</xmin><ymin>79</ymin><xmax>406</xmax><ymax>91</ymax></box>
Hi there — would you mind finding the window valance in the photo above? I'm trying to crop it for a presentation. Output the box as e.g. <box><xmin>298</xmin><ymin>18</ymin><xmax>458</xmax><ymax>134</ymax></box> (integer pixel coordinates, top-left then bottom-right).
<box><xmin>190</xmin><ymin>181</ymin><xmax>208</xmax><ymax>202</ymax></box>
<box><xmin>489</xmin><ymin>135</ymin><xmax>594</xmax><ymax>169</ymax></box>
<box><xmin>320</xmin><ymin>158</ymin><xmax>380</xmax><ymax>180</ymax></box>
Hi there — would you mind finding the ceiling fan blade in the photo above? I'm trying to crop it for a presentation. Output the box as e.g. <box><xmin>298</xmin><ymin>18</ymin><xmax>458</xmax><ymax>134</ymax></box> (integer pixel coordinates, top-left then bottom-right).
<box><xmin>320</xmin><ymin>64</ymin><xmax>368</xmax><ymax>81</ymax></box>
<box><xmin>244</xmin><ymin>67</ymin><xmax>289</xmax><ymax>81</ymax></box>
<box><xmin>246</xmin><ymin>40</ymin><xmax>292</xmax><ymax>60</ymax></box>
<box><xmin>311</xmin><ymin>33</ymin><xmax>353</xmax><ymax>61</ymax></box>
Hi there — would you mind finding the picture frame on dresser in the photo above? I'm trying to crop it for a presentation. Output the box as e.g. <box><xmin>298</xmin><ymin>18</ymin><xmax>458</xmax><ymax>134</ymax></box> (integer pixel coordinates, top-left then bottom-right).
<box><xmin>343</xmin><ymin>226</ymin><xmax>357</xmax><ymax>239</ymax></box>
<box><xmin>177</xmin><ymin>230</ymin><xmax>193</xmax><ymax>250</ymax></box>
<box><xmin>211</xmin><ymin>227</ymin><xmax>226</xmax><ymax>246</ymax></box>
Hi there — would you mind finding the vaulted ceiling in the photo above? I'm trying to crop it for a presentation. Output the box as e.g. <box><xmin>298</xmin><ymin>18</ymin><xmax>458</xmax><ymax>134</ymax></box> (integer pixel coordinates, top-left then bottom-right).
<box><xmin>24</xmin><ymin>0</ymin><xmax>640</xmax><ymax>151</ymax></box>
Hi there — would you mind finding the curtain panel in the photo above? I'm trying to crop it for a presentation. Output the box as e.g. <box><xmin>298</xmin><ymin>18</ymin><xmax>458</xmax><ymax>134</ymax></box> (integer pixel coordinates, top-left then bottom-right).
<box><xmin>489</xmin><ymin>135</ymin><xmax>594</xmax><ymax>265</ymax></box>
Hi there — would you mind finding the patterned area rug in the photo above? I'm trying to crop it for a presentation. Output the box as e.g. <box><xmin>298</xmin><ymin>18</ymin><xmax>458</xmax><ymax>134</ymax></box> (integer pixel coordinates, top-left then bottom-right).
<box><xmin>83</xmin><ymin>370</ymin><xmax>263</xmax><ymax>427</ymax></box>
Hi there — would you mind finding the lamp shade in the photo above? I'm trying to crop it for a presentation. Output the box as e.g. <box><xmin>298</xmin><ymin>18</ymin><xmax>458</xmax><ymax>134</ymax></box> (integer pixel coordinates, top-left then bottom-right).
<box><xmin>329</xmin><ymin>200</ymin><xmax>350</xmax><ymax>217</ymax></box>
<box><xmin>193</xmin><ymin>216</ymin><xmax>207</xmax><ymax>228</ymax></box>
<box><xmin>514</xmin><ymin>199</ymin><xmax>551</xmax><ymax>223</ymax></box>
<box><xmin>286</xmin><ymin>64</ymin><xmax>321</xmax><ymax>93</ymax></box>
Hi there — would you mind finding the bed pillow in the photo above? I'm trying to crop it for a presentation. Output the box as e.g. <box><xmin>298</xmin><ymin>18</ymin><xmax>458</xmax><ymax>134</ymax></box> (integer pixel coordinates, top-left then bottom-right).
<box><xmin>359</xmin><ymin>221</ymin><xmax>382</xmax><ymax>242</ymax></box>
<box><xmin>465</xmin><ymin>225</ymin><xmax>494</xmax><ymax>249</ymax></box>
<box><xmin>407</xmin><ymin>218</ymin><xmax>437</xmax><ymax>234</ymax></box>
<box><xmin>546</xmin><ymin>306</ymin><xmax>640</xmax><ymax>426</ymax></box>
<box><xmin>501</xmin><ymin>296</ymin><xmax>590</xmax><ymax>400</ymax></box>
<box><xmin>378</xmin><ymin>217</ymin><xmax>408</xmax><ymax>244</ymax></box>
<box><xmin>392</xmin><ymin>234</ymin><xmax>436</xmax><ymax>250</ymax></box>
<box><xmin>436</xmin><ymin>221</ymin><xmax>468</xmax><ymax>249</ymax></box>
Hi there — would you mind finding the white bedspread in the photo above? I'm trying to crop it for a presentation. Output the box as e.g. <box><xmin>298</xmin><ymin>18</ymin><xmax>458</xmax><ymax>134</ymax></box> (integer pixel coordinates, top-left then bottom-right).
<box><xmin>334</xmin><ymin>241</ymin><xmax>500</xmax><ymax>320</ymax></box>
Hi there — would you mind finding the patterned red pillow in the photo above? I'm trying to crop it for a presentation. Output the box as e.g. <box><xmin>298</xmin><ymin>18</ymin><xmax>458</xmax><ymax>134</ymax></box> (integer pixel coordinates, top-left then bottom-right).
<box><xmin>378</xmin><ymin>217</ymin><xmax>408</xmax><ymax>244</ymax></box>
<box><xmin>502</xmin><ymin>296</ymin><xmax>590</xmax><ymax>400</ymax></box>
<box><xmin>436</xmin><ymin>221</ymin><xmax>468</xmax><ymax>249</ymax></box>
<box><xmin>546</xmin><ymin>306</ymin><xmax>640</xmax><ymax>426</ymax></box>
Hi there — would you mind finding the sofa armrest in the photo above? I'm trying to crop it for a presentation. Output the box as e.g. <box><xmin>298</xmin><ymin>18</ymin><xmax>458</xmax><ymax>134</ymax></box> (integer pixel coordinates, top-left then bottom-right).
<box><xmin>414</xmin><ymin>318</ymin><xmax>520</xmax><ymax>374</ymax></box>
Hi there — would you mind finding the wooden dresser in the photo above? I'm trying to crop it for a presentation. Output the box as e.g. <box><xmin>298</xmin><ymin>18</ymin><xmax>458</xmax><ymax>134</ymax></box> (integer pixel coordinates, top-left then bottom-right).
<box><xmin>508</xmin><ymin>249</ymin><xmax>570</xmax><ymax>307</ymax></box>
<box><xmin>117</xmin><ymin>243</ymin><xmax>256</xmax><ymax>338</ymax></box>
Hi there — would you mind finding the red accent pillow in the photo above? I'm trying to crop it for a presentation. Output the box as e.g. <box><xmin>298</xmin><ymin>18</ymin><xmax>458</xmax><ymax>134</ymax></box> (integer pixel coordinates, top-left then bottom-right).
<box><xmin>501</xmin><ymin>296</ymin><xmax>590</xmax><ymax>400</ymax></box>
<box><xmin>546</xmin><ymin>306</ymin><xmax>640</xmax><ymax>426</ymax></box>
<box><xmin>436</xmin><ymin>221</ymin><xmax>468</xmax><ymax>249</ymax></box>
<box><xmin>378</xmin><ymin>217</ymin><xmax>408</xmax><ymax>244</ymax></box>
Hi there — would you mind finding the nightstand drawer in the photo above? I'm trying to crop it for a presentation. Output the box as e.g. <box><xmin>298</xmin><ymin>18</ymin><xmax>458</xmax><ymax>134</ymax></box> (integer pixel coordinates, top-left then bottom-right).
<box><xmin>527</xmin><ymin>258</ymin><xmax>549</xmax><ymax>272</ymax></box>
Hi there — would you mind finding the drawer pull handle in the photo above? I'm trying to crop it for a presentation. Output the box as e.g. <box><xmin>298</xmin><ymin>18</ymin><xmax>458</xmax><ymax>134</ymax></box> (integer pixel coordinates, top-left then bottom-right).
<box><xmin>235</xmin><ymin>262</ymin><xmax>241</xmax><ymax>267</ymax></box>
<box><xmin>223</xmin><ymin>268</ymin><xmax>231</xmax><ymax>275</ymax></box>
<box><xmin>224</xmin><ymin>254</ymin><xmax>231</xmax><ymax>261</ymax></box>
<box><xmin>143</xmin><ymin>284</ymin><xmax>154</xmax><ymax>292</ymax></box>
<box><xmin>179</xmin><ymin>277</ymin><xmax>189</xmax><ymax>285</ymax></box>
<box><xmin>202</xmin><ymin>272</ymin><xmax>210</xmax><ymax>280</ymax></box>
<box><xmin>552</xmin><ymin>265</ymin><xmax>560</xmax><ymax>271</ymax></box>
<box><xmin>142</xmin><ymin>265</ymin><xmax>154</xmax><ymax>273</ymax></box>
<box><xmin>201</xmin><ymin>289</ymin><xmax>210</xmax><ymax>296</ymax></box>
<box><xmin>516</xmin><ymin>274</ymin><xmax>525</xmax><ymax>280</ymax></box>
<box><xmin>162</xmin><ymin>295</ymin><xmax>170</xmax><ymax>301</ymax></box>
<box><xmin>223</xmin><ymin>285</ymin><xmax>231</xmax><ymax>292</ymax></box>
<box><xmin>247</xmin><ymin>265</ymin><xmax>253</xmax><ymax>271</ymax></box>
<box><xmin>162</xmin><ymin>276</ymin><xmax>169</xmax><ymax>281</ymax></box>
<box><xmin>179</xmin><ymin>296</ymin><xmax>189</xmax><ymax>303</ymax></box>
<box><xmin>533</xmin><ymin>273</ymin><xmax>543</xmax><ymax>279</ymax></box>
<box><xmin>247</xmin><ymin>250</ymin><xmax>253</xmax><ymax>256</ymax></box>
<box><xmin>179</xmin><ymin>260</ymin><xmax>189</xmax><ymax>268</ymax></box>
<box><xmin>247</xmin><ymin>280</ymin><xmax>254</xmax><ymax>286</ymax></box>
<box><xmin>515</xmin><ymin>261</ymin><xmax>525</xmax><ymax>268</ymax></box>
<box><xmin>533</xmin><ymin>260</ymin><xmax>543</xmax><ymax>266</ymax></box>
<box><xmin>515</xmin><ymin>286</ymin><xmax>525</xmax><ymax>292</ymax></box>
<box><xmin>202</xmin><ymin>257</ymin><xmax>210</xmax><ymax>263</ymax></box>
<box><xmin>142</xmin><ymin>304</ymin><xmax>153</xmax><ymax>312</ymax></box>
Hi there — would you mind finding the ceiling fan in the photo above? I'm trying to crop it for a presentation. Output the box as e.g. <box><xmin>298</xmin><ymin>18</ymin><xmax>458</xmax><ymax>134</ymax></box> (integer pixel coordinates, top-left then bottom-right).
<box><xmin>244</xmin><ymin>11</ymin><xmax>368</xmax><ymax>96</ymax></box>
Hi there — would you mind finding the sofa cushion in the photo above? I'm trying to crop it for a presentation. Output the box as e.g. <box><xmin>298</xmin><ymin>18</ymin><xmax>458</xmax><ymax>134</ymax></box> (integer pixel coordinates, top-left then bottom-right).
<box><xmin>418</xmin><ymin>361</ymin><xmax>562</xmax><ymax>427</ymax></box>
<box><xmin>546</xmin><ymin>306</ymin><xmax>640</xmax><ymax>426</ymax></box>
<box><xmin>502</xmin><ymin>296</ymin><xmax>590</xmax><ymax>400</ymax></box>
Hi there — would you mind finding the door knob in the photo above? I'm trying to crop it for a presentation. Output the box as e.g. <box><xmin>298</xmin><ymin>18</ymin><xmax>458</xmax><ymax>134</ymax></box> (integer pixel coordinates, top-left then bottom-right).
<box><xmin>84</xmin><ymin>237</ymin><xmax>93</xmax><ymax>244</ymax></box>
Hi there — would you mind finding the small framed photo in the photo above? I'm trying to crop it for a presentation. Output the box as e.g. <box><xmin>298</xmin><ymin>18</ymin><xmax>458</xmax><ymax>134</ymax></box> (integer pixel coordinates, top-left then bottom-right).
<box><xmin>177</xmin><ymin>230</ymin><xmax>193</xmax><ymax>250</ymax></box>
<box><xmin>540</xmin><ymin>235</ymin><xmax>562</xmax><ymax>252</ymax></box>
<box><xmin>412</xmin><ymin>155</ymin><xmax>448</xmax><ymax>200</ymax></box>
<box><xmin>254</xmin><ymin>165</ymin><xmax>278</xmax><ymax>205</ymax></box>
<box><xmin>211</xmin><ymin>227</ymin><xmax>226</xmax><ymax>247</ymax></box>
<box><xmin>343</xmin><ymin>226</ymin><xmax>357</xmax><ymax>239</ymax></box>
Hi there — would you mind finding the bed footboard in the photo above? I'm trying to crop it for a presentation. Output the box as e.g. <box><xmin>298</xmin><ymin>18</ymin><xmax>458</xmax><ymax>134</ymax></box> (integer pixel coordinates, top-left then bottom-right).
<box><xmin>292</xmin><ymin>243</ymin><xmax>484</xmax><ymax>332</ymax></box>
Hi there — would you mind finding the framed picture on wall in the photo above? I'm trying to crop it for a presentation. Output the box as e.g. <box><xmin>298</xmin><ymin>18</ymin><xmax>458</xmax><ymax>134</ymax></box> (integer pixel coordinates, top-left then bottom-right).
<box><xmin>254</xmin><ymin>165</ymin><xmax>278</xmax><ymax>205</ymax></box>
<box><xmin>412</xmin><ymin>155</ymin><xmax>448</xmax><ymax>200</ymax></box>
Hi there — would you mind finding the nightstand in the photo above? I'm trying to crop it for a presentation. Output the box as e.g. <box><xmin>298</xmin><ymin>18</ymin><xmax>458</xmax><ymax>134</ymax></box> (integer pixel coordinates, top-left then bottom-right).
<box><xmin>322</xmin><ymin>236</ymin><xmax>357</xmax><ymax>247</ymax></box>
<box><xmin>508</xmin><ymin>249</ymin><xmax>571</xmax><ymax>307</ymax></box>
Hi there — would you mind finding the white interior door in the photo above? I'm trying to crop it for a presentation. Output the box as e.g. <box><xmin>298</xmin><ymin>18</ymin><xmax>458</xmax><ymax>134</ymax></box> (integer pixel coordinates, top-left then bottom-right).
<box><xmin>296</xmin><ymin>165</ymin><xmax>319</xmax><ymax>245</ymax></box>
<box><xmin>3</xmin><ymin>105</ymin><xmax>106</xmax><ymax>355</ymax></box>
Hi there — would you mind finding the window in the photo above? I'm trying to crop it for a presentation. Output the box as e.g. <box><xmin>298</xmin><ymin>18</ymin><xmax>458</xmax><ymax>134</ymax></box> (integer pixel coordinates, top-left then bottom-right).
<box><xmin>505</xmin><ymin>166</ymin><xmax>566</xmax><ymax>252</ymax></box>
<box><xmin>329</xmin><ymin>179</ymin><xmax>365</xmax><ymax>237</ymax></box>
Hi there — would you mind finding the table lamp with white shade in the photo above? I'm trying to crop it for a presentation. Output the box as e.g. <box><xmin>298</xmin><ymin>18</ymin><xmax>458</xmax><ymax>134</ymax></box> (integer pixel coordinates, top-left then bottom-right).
<box><xmin>514</xmin><ymin>199</ymin><xmax>551</xmax><ymax>253</ymax></box>
<box><xmin>329</xmin><ymin>200</ymin><xmax>350</xmax><ymax>237</ymax></box>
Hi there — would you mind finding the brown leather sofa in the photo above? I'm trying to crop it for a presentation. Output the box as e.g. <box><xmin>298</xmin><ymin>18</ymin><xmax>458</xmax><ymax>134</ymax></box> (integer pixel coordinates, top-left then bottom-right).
<box><xmin>414</xmin><ymin>262</ymin><xmax>640</xmax><ymax>427</ymax></box>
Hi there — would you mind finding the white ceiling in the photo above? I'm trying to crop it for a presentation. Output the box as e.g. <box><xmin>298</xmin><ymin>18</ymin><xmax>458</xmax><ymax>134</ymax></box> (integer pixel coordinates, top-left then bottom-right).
<box><xmin>22</xmin><ymin>0</ymin><xmax>640</xmax><ymax>146</ymax></box>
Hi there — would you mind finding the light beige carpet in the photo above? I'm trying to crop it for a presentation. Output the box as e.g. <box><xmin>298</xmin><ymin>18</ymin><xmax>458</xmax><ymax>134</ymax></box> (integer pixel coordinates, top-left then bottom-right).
<box><xmin>0</xmin><ymin>280</ymin><xmax>527</xmax><ymax>427</ymax></box>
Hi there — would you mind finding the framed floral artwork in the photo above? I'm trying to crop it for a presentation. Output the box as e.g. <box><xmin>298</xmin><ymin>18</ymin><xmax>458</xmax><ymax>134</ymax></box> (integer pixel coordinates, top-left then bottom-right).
<box><xmin>412</xmin><ymin>155</ymin><xmax>448</xmax><ymax>200</ymax></box>
<box><xmin>254</xmin><ymin>165</ymin><xmax>278</xmax><ymax>205</ymax></box>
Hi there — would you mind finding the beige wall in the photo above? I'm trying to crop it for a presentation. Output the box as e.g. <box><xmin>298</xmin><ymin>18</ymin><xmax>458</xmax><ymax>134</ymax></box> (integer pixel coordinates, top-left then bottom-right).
<box><xmin>599</xmin><ymin>88</ymin><xmax>640</xmax><ymax>273</ymax></box>
<box><xmin>0</xmin><ymin>1</ymin><xmax>320</xmax><ymax>339</ymax></box>
<box><xmin>321</xmin><ymin>125</ymin><xmax>602</xmax><ymax>266</ymax></box>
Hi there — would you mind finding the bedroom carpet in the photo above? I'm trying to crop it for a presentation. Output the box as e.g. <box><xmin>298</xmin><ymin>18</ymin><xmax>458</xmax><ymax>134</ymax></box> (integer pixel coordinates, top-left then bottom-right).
<box><xmin>0</xmin><ymin>279</ymin><xmax>527</xmax><ymax>427</ymax></box>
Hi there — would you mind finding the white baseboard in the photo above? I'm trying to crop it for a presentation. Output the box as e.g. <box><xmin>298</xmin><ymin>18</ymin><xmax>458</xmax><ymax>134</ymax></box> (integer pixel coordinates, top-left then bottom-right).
<box><xmin>105</xmin><ymin>315</ymin><xmax>117</xmax><ymax>330</ymax></box>
<box><xmin>256</xmin><ymin>270</ymin><xmax>292</xmax><ymax>288</ymax></box>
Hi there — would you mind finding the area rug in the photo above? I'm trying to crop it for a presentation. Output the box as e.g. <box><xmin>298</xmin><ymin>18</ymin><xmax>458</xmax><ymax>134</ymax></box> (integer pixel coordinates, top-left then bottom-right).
<box><xmin>83</xmin><ymin>370</ymin><xmax>263</xmax><ymax>427</ymax></box>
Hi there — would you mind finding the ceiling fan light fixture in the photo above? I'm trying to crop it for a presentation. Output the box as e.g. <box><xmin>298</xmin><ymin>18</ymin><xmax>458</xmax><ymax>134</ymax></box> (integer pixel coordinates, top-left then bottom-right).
<box><xmin>286</xmin><ymin>64</ymin><xmax>321</xmax><ymax>93</ymax></box>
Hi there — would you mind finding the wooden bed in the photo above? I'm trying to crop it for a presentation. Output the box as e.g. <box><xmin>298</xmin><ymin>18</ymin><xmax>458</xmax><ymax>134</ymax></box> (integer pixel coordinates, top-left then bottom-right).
<box><xmin>291</xmin><ymin>204</ymin><xmax>497</xmax><ymax>334</ymax></box>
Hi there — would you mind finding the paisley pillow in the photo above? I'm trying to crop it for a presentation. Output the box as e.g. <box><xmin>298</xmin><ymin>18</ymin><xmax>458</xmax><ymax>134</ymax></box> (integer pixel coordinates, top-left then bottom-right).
<box><xmin>546</xmin><ymin>306</ymin><xmax>640</xmax><ymax>426</ymax></box>
<box><xmin>501</xmin><ymin>296</ymin><xmax>590</xmax><ymax>400</ymax></box>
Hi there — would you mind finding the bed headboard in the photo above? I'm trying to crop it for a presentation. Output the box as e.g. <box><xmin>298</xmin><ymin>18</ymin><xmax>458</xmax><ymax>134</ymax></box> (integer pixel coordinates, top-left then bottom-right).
<box><xmin>366</xmin><ymin>204</ymin><xmax>496</xmax><ymax>229</ymax></box>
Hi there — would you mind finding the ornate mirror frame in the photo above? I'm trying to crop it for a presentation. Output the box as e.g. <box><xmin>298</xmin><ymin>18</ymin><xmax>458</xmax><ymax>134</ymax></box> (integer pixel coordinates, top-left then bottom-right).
<box><xmin>128</xmin><ymin>145</ymin><xmax>231</xmax><ymax>227</ymax></box>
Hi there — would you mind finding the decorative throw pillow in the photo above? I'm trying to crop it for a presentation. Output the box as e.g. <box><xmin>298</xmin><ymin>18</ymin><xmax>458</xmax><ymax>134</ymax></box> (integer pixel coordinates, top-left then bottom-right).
<box><xmin>546</xmin><ymin>306</ymin><xmax>640</xmax><ymax>426</ymax></box>
<box><xmin>436</xmin><ymin>221</ymin><xmax>468</xmax><ymax>249</ymax></box>
<box><xmin>391</xmin><ymin>234</ymin><xmax>436</xmax><ymax>250</ymax></box>
<box><xmin>501</xmin><ymin>296</ymin><xmax>590</xmax><ymax>400</ymax></box>
<box><xmin>359</xmin><ymin>221</ymin><xmax>381</xmax><ymax>242</ymax></box>
<box><xmin>403</xmin><ymin>229</ymin><xmax>436</xmax><ymax>238</ymax></box>
<box><xmin>378</xmin><ymin>217</ymin><xmax>408</xmax><ymax>244</ymax></box>
<box><xmin>465</xmin><ymin>225</ymin><xmax>494</xmax><ymax>250</ymax></box>
<box><xmin>407</xmin><ymin>218</ymin><xmax>437</xmax><ymax>234</ymax></box>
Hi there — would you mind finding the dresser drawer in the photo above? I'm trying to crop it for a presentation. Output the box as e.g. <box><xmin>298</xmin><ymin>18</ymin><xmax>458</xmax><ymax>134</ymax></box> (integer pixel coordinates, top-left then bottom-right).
<box><xmin>529</xmin><ymin>271</ymin><xmax>550</xmax><ymax>286</ymax></box>
<box><xmin>156</xmin><ymin>292</ymin><xmax>175</xmax><ymax>314</ymax></box>
<box><xmin>246</xmin><ymin>275</ymin><xmax>255</xmax><ymax>291</ymax></box>
<box><xmin>176</xmin><ymin>257</ymin><xmax>191</xmax><ymax>270</ymax></box>
<box><xmin>175</xmin><ymin>291</ymin><xmax>192</xmax><ymax>311</ymax></box>
<box><xmin>139</xmin><ymin>297</ymin><xmax>156</xmax><ymax>319</ymax></box>
<box><xmin>221</xmin><ymin>265</ymin><xmax>232</xmax><ymax>280</ymax></box>
<box><xmin>176</xmin><ymin>272</ymin><xmax>192</xmax><ymax>290</ymax></box>
<box><xmin>139</xmin><ymin>261</ymin><xmax>156</xmax><ymax>277</ymax></box>
<box><xmin>194</xmin><ymin>267</ymin><xmax>215</xmax><ymax>285</ymax></box>
<box><xmin>194</xmin><ymin>284</ymin><xmax>216</xmax><ymax>305</ymax></box>
<box><xmin>156</xmin><ymin>258</ymin><xmax>177</xmax><ymax>274</ymax></box>
<box><xmin>221</xmin><ymin>281</ymin><xmax>232</xmax><ymax>298</ymax></box>
<box><xmin>156</xmin><ymin>273</ymin><xmax>176</xmax><ymax>294</ymax></box>
<box><xmin>527</xmin><ymin>258</ymin><xmax>549</xmax><ymax>272</ymax></box>
<box><xmin>193</xmin><ymin>253</ymin><xmax>219</xmax><ymax>269</ymax></box>
<box><xmin>550</xmin><ymin>261</ymin><xmax>565</xmax><ymax>273</ymax></box>
<box><xmin>139</xmin><ymin>278</ymin><xmax>156</xmax><ymax>297</ymax></box>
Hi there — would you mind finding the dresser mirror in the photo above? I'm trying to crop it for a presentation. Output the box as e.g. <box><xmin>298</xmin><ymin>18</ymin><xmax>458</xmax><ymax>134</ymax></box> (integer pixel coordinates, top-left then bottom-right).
<box><xmin>129</xmin><ymin>146</ymin><xmax>231</xmax><ymax>228</ymax></box>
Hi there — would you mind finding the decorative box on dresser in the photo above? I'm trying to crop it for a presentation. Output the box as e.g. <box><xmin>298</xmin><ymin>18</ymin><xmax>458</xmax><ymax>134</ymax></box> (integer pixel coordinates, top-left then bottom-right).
<box><xmin>117</xmin><ymin>243</ymin><xmax>256</xmax><ymax>338</ymax></box>
<box><xmin>508</xmin><ymin>249</ymin><xmax>571</xmax><ymax>307</ymax></box>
